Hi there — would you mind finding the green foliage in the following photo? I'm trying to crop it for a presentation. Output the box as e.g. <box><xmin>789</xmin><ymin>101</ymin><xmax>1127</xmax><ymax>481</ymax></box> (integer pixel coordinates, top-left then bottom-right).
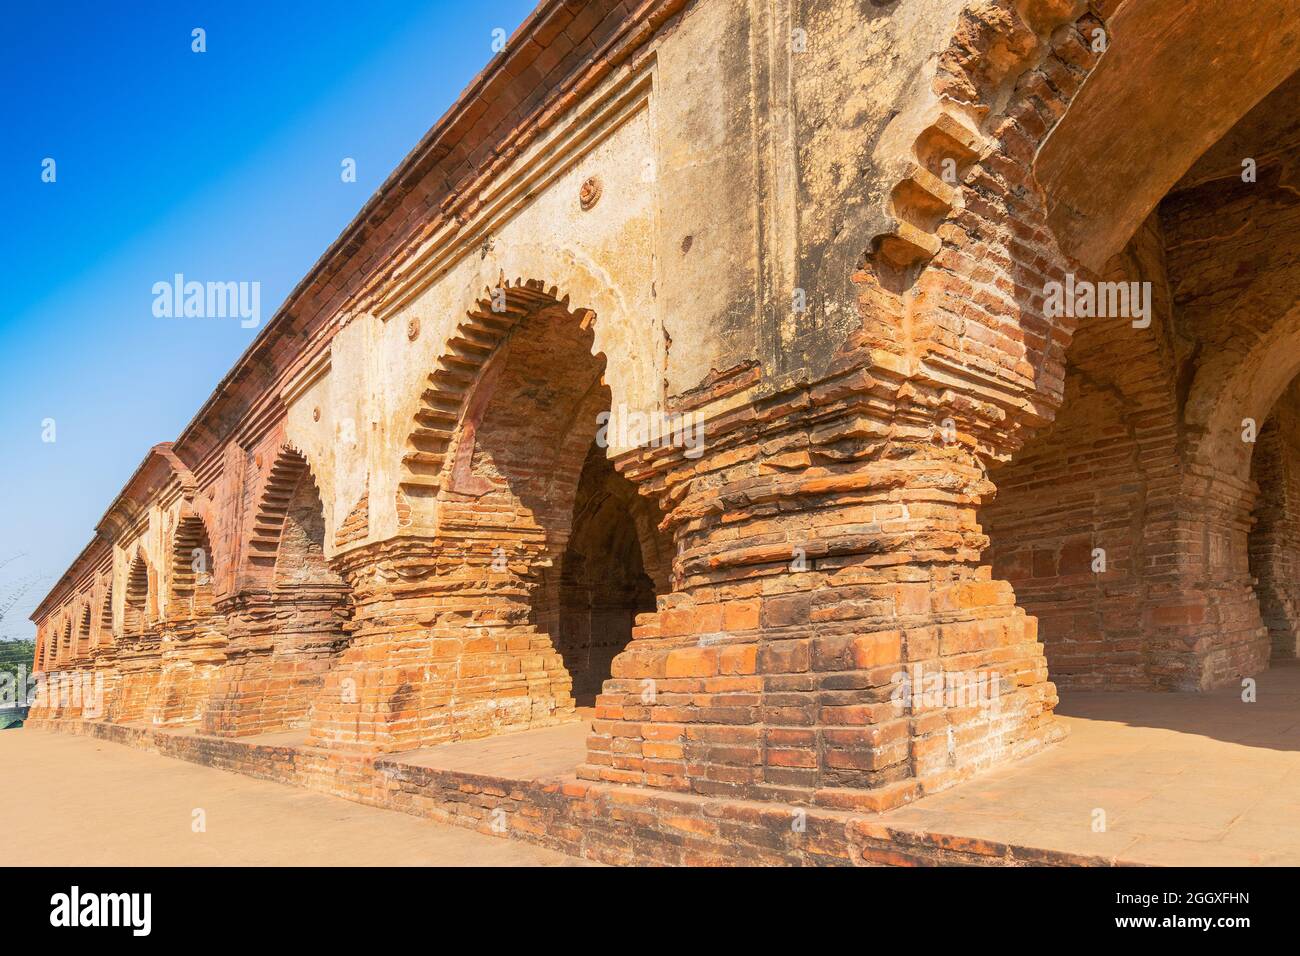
<box><xmin>0</xmin><ymin>638</ymin><xmax>35</xmax><ymax>680</ymax></box>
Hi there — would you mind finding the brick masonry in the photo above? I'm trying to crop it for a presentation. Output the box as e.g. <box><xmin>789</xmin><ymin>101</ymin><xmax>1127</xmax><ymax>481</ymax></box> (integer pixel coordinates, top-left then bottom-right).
<box><xmin>24</xmin><ymin>0</ymin><xmax>1300</xmax><ymax>862</ymax></box>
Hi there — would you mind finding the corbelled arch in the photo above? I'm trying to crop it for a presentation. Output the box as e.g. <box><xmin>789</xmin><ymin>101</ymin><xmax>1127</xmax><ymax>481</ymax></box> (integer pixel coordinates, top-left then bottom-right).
<box><xmin>202</xmin><ymin>444</ymin><xmax>351</xmax><ymax>737</ymax></box>
<box><xmin>424</xmin><ymin>277</ymin><xmax>672</xmax><ymax>655</ymax></box>
<box><xmin>1186</xmin><ymin>306</ymin><xmax>1300</xmax><ymax>482</ymax></box>
<box><xmin>169</xmin><ymin>512</ymin><xmax>218</xmax><ymax>620</ymax></box>
<box><xmin>398</xmin><ymin>280</ymin><xmax>569</xmax><ymax>510</ymax></box>
<box><xmin>398</xmin><ymin>273</ymin><xmax>661</xmax><ymax>527</ymax></box>
<box><xmin>122</xmin><ymin>549</ymin><xmax>151</xmax><ymax>636</ymax></box>
<box><xmin>246</xmin><ymin>445</ymin><xmax>315</xmax><ymax>572</ymax></box>
<box><xmin>58</xmin><ymin>616</ymin><xmax>72</xmax><ymax>666</ymax></box>
<box><xmin>310</xmin><ymin>274</ymin><xmax>671</xmax><ymax>752</ymax></box>
<box><xmin>392</xmin><ymin>236</ymin><xmax>665</xmax><ymax>533</ymax></box>
<box><xmin>74</xmin><ymin>602</ymin><xmax>92</xmax><ymax>660</ymax></box>
<box><xmin>97</xmin><ymin>580</ymin><xmax>114</xmax><ymax>646</ymax></box>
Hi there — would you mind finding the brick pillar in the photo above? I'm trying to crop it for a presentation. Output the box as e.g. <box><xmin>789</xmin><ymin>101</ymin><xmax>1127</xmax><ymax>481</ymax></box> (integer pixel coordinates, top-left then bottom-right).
<box><xmin>201</xmin><ymin>586</ymin><xmax>349</xmax><ymax>737</ymax></box>
<box><xmin>143</xmin><ymin>616</ymin><xmax>227</xmax><ymax>726</ymax></box>
<box><xmin>108</xmin><ymin>633</ymin><xmax>164</xmax><ymax>723</ymax></box>
<box><xmin>1143</xmin><ymin>463</ymin><xmax>1270</xmax><ymax>689</ymax></box>
<box><xmin>581</xmin><ymin>364</ymin><xmax>1061</xmax><ymax>812</ymax></box>
<box><xmin>305</xmin><ymin>539</ymin><xmax>575</xmax><ymax>753</ymax></box>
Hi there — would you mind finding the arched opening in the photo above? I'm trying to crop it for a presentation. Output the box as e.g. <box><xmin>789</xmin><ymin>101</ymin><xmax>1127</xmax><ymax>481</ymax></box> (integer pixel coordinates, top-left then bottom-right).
<box><xmin>123</xmin><ymin>553</ymin><xmax>150</xmax><ymax>636</ymax></box>
<box><xmin>59</xmin><ymin>619</ymin><xmax>72</xmax><ymax>665</ymax></box>
<box><xmin>557</xmin><ymin>441</ymin><xmax>665</xmax><ymax>706</ymax></box>
<box><xmin>272</xmin><ymin>464</ymin><xmax>342</xmax><ymax>590</ymax></box>
<box><xmin>314</xmin><ymin>278</ymin><xmax>678</xmax><ymax>751</ymax></box>
<box><xmin>437</xmin><ymin>283</ymin><xmax>673</xmax><ymax>716</ymax></box>
<box><xmin>982</xmin><ymin>63</ymin><xmax>1300</xmax><ymax>690</ymax></box>
<box><xmin>98</xmin><ymin>583</ymin><xmax>114</xmax><ymax>646</ymax></box>
<box><xmin>169</xmin><ymin>514</ymin><xmax>216</xmax><ymax>620</ymax></box>
<box><xmin>75</xmin><ymin>604</ymin><xmax>92</xmax><ymax>660</ymax></box>
<box><xmin>205</xmin><ymin>447</ymin><xmax>351</xmax><ymax>737</ymax></box>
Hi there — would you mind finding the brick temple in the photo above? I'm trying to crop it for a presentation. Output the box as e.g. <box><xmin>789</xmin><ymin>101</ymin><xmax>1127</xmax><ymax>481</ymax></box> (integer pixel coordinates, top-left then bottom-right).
<box><xmin>26</xmin><ymin>0</ymin><xmax>1300</xmax><ymax>864</ymax></box>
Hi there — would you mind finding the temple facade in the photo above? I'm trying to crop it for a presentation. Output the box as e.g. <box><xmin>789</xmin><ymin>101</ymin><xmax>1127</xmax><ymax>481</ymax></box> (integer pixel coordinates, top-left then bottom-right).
<box><xmin>28</xmin><ymin>0</ymin><xmax>1300</xmax><ymax>860</ymax></box>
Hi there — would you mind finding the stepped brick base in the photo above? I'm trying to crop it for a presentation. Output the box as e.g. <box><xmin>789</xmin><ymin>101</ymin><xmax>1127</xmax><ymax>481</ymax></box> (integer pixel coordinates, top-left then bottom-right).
<box><xmin>22</xmin><ymin>716</ymin><xmax>1111</xmax><ymax>867</ymax></box>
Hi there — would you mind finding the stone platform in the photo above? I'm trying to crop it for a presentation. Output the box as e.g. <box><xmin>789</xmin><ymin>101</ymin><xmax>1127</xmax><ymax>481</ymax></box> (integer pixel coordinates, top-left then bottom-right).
<box><xmin>24</xmin><ymin>663</ymin><xmax>1300</xmax><ymax>865</ymax></box>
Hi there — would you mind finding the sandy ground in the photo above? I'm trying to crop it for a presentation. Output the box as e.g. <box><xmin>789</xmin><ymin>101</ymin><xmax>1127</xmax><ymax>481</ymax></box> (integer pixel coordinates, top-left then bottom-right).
<box><xmin>0</xmin><ymin>729</ymin><xmax>594</xmax><ymax>866</ymax></box>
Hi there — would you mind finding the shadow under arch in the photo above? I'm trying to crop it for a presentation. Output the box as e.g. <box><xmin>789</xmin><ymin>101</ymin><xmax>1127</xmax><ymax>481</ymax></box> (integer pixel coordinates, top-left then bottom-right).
<box><xmin>441</xmin><ymin>276</ymin><xmax>673</xmax><ymax>699</ymax></box>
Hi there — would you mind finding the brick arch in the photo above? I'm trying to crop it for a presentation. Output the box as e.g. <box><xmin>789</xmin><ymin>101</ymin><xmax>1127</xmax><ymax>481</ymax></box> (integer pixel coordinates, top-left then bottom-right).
<box><xmin>59</xmin><ymin>616</ymin><xmax>72</xmax><ymax>665</ymax></box>
<box><xmin>35</xmin><ymin>626</ymin><xmax>51</xmax><ymax>671</ymax></box>
<box><xmin>97</xmin><ymin>580</ymin><xmax>114</xmax><ymax>646</ymax></box>
<box><xmin>204</xmin><ymin>445</ymin><xmax>348</xmax><ymax>737</ymax></box>
<box><xmin>169</xmin><ymin>512</ymin><xmax>217</xmax><ymax>619</ymax></box>
<box><xmin>398</xmin><ymin>278</ymin><xmax>599</xmax><ymax>519</ymax></box>
<box><xmin>309</xmin><ymin>275</ymin><xmax>669</xmax><ymax>751</ymax></box>
<box><xmin>1186</xmin><ymin>305</ymin><xmax>1300</xmax><ymax>483</ymax></box>
<box><xmin>123</xmin><ymin>549</ymin><xmax>150</xmax><ymax>636</ymax></box>
<box><xmin>247</xmin><ymin>445</ymin><xmax>317</xmax><ymax>572</ymax></box>
<box><xmin>74</xmin><ymin>601</ymin><xmax>92</xmax><ymax>660</ymax></box>
<box><xmin>1035</xmin><ymin>3</ymin><xmax>1299</xmax><ymax>271</ymax></box>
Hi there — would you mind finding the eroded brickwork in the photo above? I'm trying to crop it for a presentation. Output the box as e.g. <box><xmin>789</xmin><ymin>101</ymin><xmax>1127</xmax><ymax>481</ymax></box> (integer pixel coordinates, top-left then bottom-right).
<box><xmin>26</xmin><ymin>0</ymin><xmax>1300</xmax><ymax>862</ymax></box>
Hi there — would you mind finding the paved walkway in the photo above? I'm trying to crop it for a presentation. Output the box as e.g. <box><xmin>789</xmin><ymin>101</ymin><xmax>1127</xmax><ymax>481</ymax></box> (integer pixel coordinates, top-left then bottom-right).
<box><xmin>876</xmin><ymin>661</ymin><xmax>1300</xmax><ymax>864</ymax></box>
<box><xmin>402</xmin><ymin>662</ymin><xmax>1300</xmax><ymax>865</ymax></box>
<box><xmin>0</xmin><ymin>730</ymin><xmax>593</xmax><ymax>866</ymax></box>
<box><xmin>11</xmin><ymin>665</ymin><xmax>1300</xmax><ymax>866</ymax></box>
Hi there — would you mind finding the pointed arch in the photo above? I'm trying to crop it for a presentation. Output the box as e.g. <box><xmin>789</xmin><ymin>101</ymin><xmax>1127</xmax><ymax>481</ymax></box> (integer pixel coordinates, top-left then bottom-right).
<box><xmin>98</xmin><ymin>580</ymin><xmax>114</xmax><ymax>645</ymax></box>
<box><xmin>244</xmin><ymin>445</ymin><xmax>343</xmax><ymax>588</ymax></box>
<box><xmin>75</xmin><ymin>601</ymin><xmax>92</xmax><ymax>659</ymax></box>
<box><xmin>247</xmin><ymin>446</ymin><xmax>313</xmax><ymax>569</ymax></box>
<box><xmin>398</xmin><ymin>278</ymin><xmax>597</xmax><ymax>513</ymax></box>
<box><xmin>123</xmin><ymin>549</ymin><xmax>150</xmax><ymax>635</ymax></box>
<box><xmin>59</xmin><ymin>616</ymin><xmax>73</xmax><ymax>664</ymax></box>
<box><xmin>170</xmin><ymin>512</ymin><xmax>216</xmax><ymax>619</ymax></box>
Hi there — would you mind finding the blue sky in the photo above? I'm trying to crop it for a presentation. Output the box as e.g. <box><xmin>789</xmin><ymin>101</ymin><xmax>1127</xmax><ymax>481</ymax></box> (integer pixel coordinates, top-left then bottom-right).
<box><xmin>0</xmin><ymin>0</ymin><xmax>536</xmax><ymax>638</ymax></box>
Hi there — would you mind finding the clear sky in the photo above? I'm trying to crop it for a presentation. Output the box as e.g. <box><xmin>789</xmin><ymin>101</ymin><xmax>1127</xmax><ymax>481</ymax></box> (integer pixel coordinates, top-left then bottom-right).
<box><xmin>0</xmin><ymin>0</ymin><xmax>537</xmax><ymax>639</ymax></box>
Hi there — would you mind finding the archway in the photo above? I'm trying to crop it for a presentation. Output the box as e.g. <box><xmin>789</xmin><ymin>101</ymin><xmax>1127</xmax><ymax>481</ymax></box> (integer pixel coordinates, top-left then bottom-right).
<box><xmin>981</xmin><ymin>63</ymin><xmax>1300</xmax><ymax>690</ymax></box>
<box><xmin>146</xmin><ymin>513</ymin><xmax>224</xmax><ymax>726</ymax></box>
<box><xmin>169</xmin><ymin>514</ymin><xmax>216</xmax><ymax>620</ymax></box>
<box><xmin>204</xmin><ymin>447</ymin><xmax>351</xmax><ymax>737</ymax></box>
<box><xmin>97</xmin><ymin>583</ymin><xmax>113</xmax><ymax>648</ymax></box>
<box><xmin>557</xmin><ymin>441</ymin><xmax>666</xmax><ymax>706</ymax></box>
<box><xmin>123</xmin><ymin>551</ymin><xmax>150</xmax><ymax>636</ymax></box>
<box><xmin>75</xmin><ymin>603</ymin><xmax>92</xmax><ymax>660</ymax></box>
<box><xmin>311</xmin><ymin>280</ymin><xmax>671</xmax><ymax>751</ymax></box>
<box><xmin>440</xmin><ymin>282</ymin><xmax>673</xmax><ymax>715</ymax></box>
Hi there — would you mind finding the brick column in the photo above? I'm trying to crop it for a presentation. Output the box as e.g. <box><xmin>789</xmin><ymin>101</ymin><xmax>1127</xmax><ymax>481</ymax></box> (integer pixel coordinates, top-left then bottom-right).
<box><xmin>107</xmin><ymin>633</ymin><xmax>164</xmax><ymax>723</ymax></box>
<box><xmin>1142</xmin><ymin>463</ymin><xmax>1270</xmax><ymax>689</ymax></box>
<box><xmin>201</xmin><ymin>586</ymin><xmax>349</xmax><ymax>737</ymax></box>
<box><xmin>144</xmin><ymin>616</ymin><xmax>227</xmax><ymax>726</ymax></box>
<box><xmin>305</xmin><ymin>539</ymin><xmax>575</xmax><ymax>753</ymax></box>
<box><xmin>581</xmin><ymin>362</ymin><xmax>1061</xmax><ymax>812</ymax></box>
